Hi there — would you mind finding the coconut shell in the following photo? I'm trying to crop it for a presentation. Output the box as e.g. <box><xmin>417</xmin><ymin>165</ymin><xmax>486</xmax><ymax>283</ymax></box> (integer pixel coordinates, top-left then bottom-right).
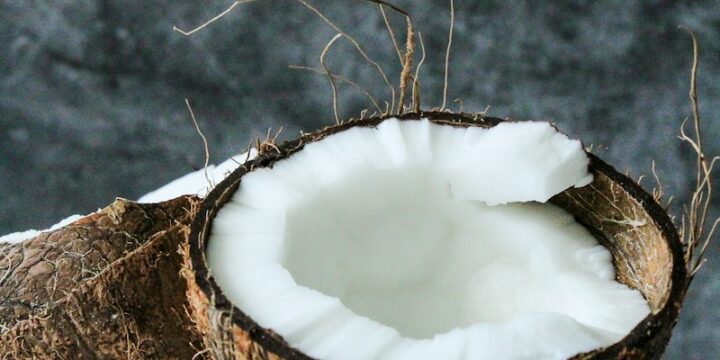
<box><xmin>186</xmin><ymin>111</ymin><xmax>689</xmax><ymax>359</ymax></box>
<box><xmin>0</xmin><ymin>196</ymin><xmax>205</xmax><ymax>358</ymax></box>
<box><xmin>554</xmin><ymin>159</ymin><xmax>686</xmax><ymax>360</ymax></box>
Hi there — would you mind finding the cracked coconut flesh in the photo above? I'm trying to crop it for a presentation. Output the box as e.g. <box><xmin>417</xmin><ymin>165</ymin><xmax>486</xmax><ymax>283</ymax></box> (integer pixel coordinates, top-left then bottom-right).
<box><xmin>208</xmin><ymin>118</ymin><xmax>650</xmax><ymax>360</ymax></box>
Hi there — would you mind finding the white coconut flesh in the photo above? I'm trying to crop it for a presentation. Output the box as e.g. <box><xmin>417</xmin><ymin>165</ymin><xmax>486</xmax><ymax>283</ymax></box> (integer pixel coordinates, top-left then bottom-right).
<box><xmin>0</xmin><ymin>214</ymin><xmax>84</xmax><ymax>244</ymax></box>
<box><xmin>138</xmin><ymin>149</ymin><xmax>257</xmax><ymax>203</ymax></box>
<box><xmin>0</xmin><ymin>151</ymin><xmax>257</xmax><ymax>244</ymax></box>
<box><xmin>207</xmin><ymin>118</ymin><xmax>650</xmax><ymax>360</ymax></box>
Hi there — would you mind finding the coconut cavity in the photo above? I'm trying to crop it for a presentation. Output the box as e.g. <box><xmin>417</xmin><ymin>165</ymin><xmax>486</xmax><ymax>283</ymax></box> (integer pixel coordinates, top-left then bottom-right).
<box><xmin>207</xmin><ymin>118</ymin><xmax>650</xmax><ymax>359</ymax></box>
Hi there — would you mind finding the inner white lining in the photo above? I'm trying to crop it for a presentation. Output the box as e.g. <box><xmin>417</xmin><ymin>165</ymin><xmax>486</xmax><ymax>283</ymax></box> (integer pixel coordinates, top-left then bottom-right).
<box><xmin>208</xmin><ymin>118</ymin><xmax>649</xmax><ymax>360</ymax></box>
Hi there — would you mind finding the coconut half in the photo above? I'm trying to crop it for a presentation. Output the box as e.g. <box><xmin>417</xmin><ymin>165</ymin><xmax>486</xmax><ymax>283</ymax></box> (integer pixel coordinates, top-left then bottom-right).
<box><xmin>186</xmin><ymin>112</ymin><xmax>687</xmax><ymax>360</ymax></box>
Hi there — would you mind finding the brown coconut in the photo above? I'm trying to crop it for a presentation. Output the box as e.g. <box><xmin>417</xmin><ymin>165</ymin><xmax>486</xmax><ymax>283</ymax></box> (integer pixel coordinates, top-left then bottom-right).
<box><xmin>184</xmin><ymin>111</ymin><xmax>689</xmax><ymax>360</ymax></box>
<box><xmin>0</xmin><ymin>196</ymin><xmax>205</xmax><ymax>358</ymax></box>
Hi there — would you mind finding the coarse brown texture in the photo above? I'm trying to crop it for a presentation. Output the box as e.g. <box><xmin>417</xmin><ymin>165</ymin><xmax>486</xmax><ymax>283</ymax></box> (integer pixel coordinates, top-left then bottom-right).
<box><xmin>554</xmin><ymin>166</ymin><xmax>676</xmax><ymax>315</ymax></box>
<box><xmin>0</xmin><ymin>196</ymin><xmax>204</xmax><ymax>359</ymax></box>
<box><xmin>186</xmin><ymin>111</ymin><xmax>688</xmax><ymax>359</ymax></box>
<box><xmin>555</xmin><ymin>158</ymin><xmax>686</xmax><ymax>360</ymax></box>
<box><xmin>182</xmin><ymin>237</ymin><xmax>282</xmax><ymax>360</ymax></box>
<box><xmin>0</xmin><ymin>196</ymin><xmax>197</xmax><ymax>332</ymax></box>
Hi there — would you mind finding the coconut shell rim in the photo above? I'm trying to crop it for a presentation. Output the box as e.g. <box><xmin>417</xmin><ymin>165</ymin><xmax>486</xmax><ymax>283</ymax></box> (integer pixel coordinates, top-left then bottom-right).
<box><xmin>188</xmin><ymin>111</ymin><xmax>687</xmax><ymax>359</ymax></box>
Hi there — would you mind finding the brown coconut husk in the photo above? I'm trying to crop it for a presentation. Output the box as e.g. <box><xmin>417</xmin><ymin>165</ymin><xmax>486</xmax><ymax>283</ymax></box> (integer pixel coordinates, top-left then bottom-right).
<box><xmin>0</xmin><ymin>196</ymin><xmax>204</xmax><ymax>358</ymax></box>
<box><xmin>184</xmin><ymin>111</ymin><xmax>688</xmax><ymax>360</ymax></box>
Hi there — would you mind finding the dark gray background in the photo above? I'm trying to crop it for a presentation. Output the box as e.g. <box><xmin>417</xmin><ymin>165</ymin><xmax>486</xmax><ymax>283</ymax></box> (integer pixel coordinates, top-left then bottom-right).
<box><xmin>0</xmin><ymin>0</ymin><xmax>717</xmax><ymax>357</ymax></box>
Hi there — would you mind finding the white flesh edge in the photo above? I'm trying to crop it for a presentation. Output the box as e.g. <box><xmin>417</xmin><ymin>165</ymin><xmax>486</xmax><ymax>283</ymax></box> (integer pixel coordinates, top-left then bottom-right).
<box><xmin>138</xmin><ymin>149</ymin><xmax>257</xmax><ymax>203</ymax></box>
<box><xmin>0</xmin><ymin>150</ymin><xmax>256</xmax><ymax>244</ymax></box>
<box><xmin>0</xmin><ymin>214</ymin><xmax>84</xmax><ymax>244</ymax></box>
<box><xmin>203</xmin><ymin>118</ymin><xmax>650</xmax><ymax>359</ymax></box>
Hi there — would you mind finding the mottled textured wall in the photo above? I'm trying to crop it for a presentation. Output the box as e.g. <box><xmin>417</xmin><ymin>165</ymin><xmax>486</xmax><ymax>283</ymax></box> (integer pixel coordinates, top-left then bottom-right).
<box><xmin>0</xmin><ymin>0</ymin><xmax>718</xmax><ymax>357</ymax></box>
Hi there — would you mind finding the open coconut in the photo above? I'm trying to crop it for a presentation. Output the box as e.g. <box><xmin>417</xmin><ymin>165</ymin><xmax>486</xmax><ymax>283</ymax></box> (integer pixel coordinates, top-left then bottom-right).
<box><xmin>0</xmin><ymin>1</ymin><xmax>709</xmax><ymax>358</ymax></box>
<box><xmin>184</xmin><ymin>111</ymin><xmax>687</xmax><ymax>359</ymax></box>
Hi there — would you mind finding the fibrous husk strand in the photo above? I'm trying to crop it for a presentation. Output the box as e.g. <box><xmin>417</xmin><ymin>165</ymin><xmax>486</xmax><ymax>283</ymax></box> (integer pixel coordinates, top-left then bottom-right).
<box><xmin>676</xmin><ymin>27</ymin><xmax>719</xmax><ymax>278</ymax></box>
<box><xmin>288</xmin><ymin>65</ymin><xmax>382</xmax><ymax>113</ymax></box>
<box><xmin>179</xmin><ymin>0</ymin><xmax>425</xmax><ymax>120</ymax></box>
<box><xmin>320</xmin><ymin>33</ymin><xmax>343</xmax><ymax>124</ymax></box>
<box><xmin>397</xmin><ymin>16</ymin><xmax>415</xmax><ymax>114</ymax></box>
<box><xmin>368</xmin><ymin>0</ymin><xmax>415</xmax><ymax>114</ymax></box>
<box><xmin>412</xmin><ymin>32</ymin><xmax>426</xmax><ymax>113</ymax></box>
<box><xmin>441</xmin><ymin>0</ymin><xmax>455</xmax><ymax>111</ymax></box>
<box><xmin>186</xmin><ymin>99</ymin><xmax>214</xmax><ymax>191</ymax></box>
<box><xmin>378</xmin><ymin>3</ymin><xmax>403</xmax><ymax>65</ymax></box>
<box><xmin>173</xmin><ymin>0</ymin><xmax>256</xmax><ymax>36</ymax></box>
<box><xmin>296</xmin><ymin>0</ymin><xmax>396</xmax><ymax>115</ymax></box>
<box><xmin>255</xmin><ymin>127</ymin><xmax>283</xmax><ymax>156</ymax></box>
